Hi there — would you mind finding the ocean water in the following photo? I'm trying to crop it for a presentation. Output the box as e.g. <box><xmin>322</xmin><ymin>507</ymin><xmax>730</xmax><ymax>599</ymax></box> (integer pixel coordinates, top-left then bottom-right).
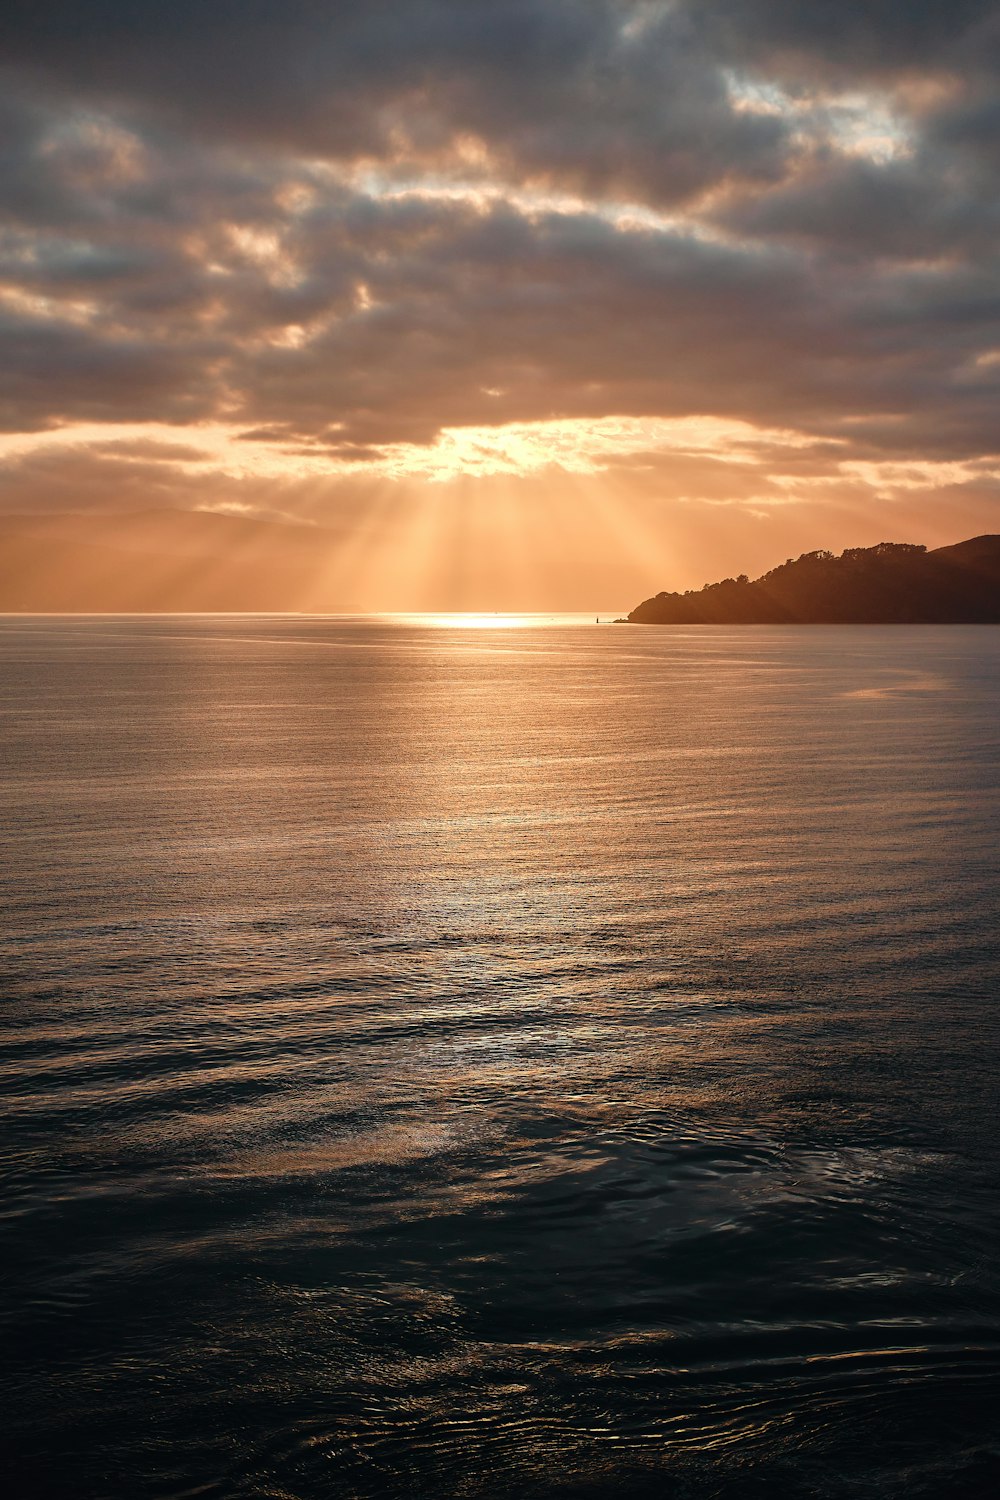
<box><xmin>2</xmin><ymin>616</ymin><xmax>999</xmax><ymax>1500</ymax></box>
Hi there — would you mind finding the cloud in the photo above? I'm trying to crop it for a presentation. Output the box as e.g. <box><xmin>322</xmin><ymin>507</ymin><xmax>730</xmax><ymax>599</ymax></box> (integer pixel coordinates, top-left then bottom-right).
<box><xmin>696</xmin><ymin>1</ymin><xmax>997</xmax><ymax>82</ymax></box>
<box><xmin>0</xmin><ymin>0</ymin><xmax>997</xmax><ymax>587</ymax></box>
<box><xmin>0</xmin><ymin>4</ymin><xmax>791</xmax><ymax>204</ymax></box>
<box><xmin>3</xmin><ymin>178</ymin><xmax>998</xmax><ymax>460</ymax></box>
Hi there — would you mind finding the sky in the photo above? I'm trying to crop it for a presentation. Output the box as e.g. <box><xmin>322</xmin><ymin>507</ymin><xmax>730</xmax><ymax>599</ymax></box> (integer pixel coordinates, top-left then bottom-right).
<box><xmin>1</xmin><ymin>1</ymin><xmax>999</xmax><ymax>607</ymax></box>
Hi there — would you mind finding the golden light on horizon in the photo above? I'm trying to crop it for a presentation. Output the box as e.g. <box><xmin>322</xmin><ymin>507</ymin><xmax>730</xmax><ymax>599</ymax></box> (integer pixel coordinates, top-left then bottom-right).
<box><xmin>384</xmin><ymin>612</ymin><xmax>582</xmax><ymax>628</ymax></box>
<box><xmin>0</xmin><ymin>413</ymin><xmax>825</xmax><ymax>483</ymax></box>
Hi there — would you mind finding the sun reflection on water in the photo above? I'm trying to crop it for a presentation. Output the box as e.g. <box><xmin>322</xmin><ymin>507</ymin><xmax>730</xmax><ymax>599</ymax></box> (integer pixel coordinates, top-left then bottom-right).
<box><xmin>375</xmin><ymin>612</ymin><xmax>602</xmax><ymax>628</ymax></box>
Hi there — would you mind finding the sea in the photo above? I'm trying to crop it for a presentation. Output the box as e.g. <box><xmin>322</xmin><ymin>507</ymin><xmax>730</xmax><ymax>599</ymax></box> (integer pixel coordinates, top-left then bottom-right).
<box><xmin>2</xmin><ymin>615</ymin><xmax>999</xmax><ymax>1499</ymax></box>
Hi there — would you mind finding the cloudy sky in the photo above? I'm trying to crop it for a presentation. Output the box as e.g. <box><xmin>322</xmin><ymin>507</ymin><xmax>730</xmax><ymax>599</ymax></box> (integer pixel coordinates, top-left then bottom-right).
<box><xmin>2</xmin><ymin>2</ymin><xmax>999</xmax><ymax>605</ymax></box>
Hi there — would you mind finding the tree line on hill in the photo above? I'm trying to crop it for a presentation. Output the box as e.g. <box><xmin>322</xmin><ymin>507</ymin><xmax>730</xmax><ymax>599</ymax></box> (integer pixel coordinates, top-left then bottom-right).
<box><xmin>623</xmin><ymin>537</ymin><xmax>1000</xmax><ymax>623</ymax></box>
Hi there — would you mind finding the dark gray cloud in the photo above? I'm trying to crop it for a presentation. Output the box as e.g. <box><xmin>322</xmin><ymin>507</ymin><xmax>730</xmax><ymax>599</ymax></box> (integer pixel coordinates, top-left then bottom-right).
<box><xmin>3</xmin><ymin>180</ymin><xmax>998</xmax><ymax>457</ymax></box>
<box><xmin>0</xmin><ymin>304</ymin><xmax>228</xmax><ymax>431</ymax></box>
<box><xmin>0</xmin><ymin>4</ymin><xmax>795</xmax><ymax>206</ymax></box>
<box><xmin>697</xmin><ymin>0</ymin><xmax>996</xmax><ymax>76</ymax></box>
<box><xmin>713</xmin><ymin>150</ymin><xmax>1000</xmax><ymax>264</ymax></box>
<box><xmin>1</xmin><ymin>3</ymin><xmax>994</xmax><ymax>188</ymax></box>
<box><xmin>0</xmin><ymin>0</ymin><xmax>998</xmax><ymax>511</ymax></box>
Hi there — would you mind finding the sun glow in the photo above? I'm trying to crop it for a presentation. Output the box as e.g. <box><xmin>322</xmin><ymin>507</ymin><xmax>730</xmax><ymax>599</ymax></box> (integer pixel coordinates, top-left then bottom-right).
<box><xmin>0</xmin><ymin>413</ymin><xmax>824</xmax><ymax>485</ymax></box>
<box><xmin>378</xmin><ymin>611</ymin><xmax>587</xmax><ymax>628</ymax></box>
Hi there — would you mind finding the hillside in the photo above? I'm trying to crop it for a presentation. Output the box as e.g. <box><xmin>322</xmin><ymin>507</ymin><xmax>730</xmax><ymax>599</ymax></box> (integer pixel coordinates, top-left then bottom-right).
<box><xmin>624</xmin><ymin>538</ymin><xmax>1000</xmax><ymax>624</ymax></box>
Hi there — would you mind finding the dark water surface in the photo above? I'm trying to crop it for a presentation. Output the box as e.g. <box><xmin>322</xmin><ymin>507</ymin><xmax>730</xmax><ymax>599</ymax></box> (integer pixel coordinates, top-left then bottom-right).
<box><xmin>2</xmin><ymin>617</ymin><xmax>999</xmax><ymax>1499</ymax></box>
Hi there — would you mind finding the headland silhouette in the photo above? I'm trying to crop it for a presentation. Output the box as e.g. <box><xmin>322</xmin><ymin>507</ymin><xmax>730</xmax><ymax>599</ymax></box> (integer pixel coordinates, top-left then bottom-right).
<box><xmin>623</xmin><ymin>537</ymin><xmax>1000</xmax><ymax>624</ymax></box>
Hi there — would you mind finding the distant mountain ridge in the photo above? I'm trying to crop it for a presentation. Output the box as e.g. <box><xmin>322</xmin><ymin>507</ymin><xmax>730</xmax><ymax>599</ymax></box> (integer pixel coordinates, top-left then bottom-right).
<box><xmin>624</xmin><ymin>537</ymin><xmax>1000</xmax><ymax>624</ymax></box>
